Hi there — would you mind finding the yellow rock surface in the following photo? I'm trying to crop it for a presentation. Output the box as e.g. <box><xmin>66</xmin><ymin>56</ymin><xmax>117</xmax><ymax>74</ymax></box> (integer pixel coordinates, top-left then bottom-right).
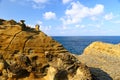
<box><xmin>79</xmin><ymin>41</ymin><xmax>120</xmax><ymax>80</ymax></box>
<box><xmin>0</xmin><ymin>19</ymin><xmax>92</xmax><ymax>80</ymax></box>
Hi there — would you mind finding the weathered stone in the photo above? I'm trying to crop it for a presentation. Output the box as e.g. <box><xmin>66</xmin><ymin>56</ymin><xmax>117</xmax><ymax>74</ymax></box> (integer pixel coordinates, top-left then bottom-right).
<box><xmin>35</xmin><ymin>24</ymin><xmax>40</xmax><ymax>31</ymax></box>
<box><xmin>0</xmin><ymin>19</ymin><xmax>92</xmax><ymax>80</ymax></box>
<box><xmin>79</xmin><ymin>41</ymin><xmax>120</xmax><ymax>80</ymax></box>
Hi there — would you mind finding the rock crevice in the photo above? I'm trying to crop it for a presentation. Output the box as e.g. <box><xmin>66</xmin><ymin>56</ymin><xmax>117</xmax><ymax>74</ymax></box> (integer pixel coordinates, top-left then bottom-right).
<box><xmin>5</xmin><ymin>31</ymin><xmax>22</xmax><ymax>50</ymax></box>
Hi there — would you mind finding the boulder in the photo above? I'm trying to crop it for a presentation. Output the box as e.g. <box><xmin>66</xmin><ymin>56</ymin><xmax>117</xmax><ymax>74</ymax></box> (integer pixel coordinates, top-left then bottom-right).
<box><xmin>79</xmin><ymin>41</ymin><xmax>120</xmax><ymax>80</ymax></box>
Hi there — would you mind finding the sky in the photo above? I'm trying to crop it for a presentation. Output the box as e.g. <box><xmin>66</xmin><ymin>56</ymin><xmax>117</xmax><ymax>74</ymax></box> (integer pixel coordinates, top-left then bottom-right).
<box><xmin>0</xmin><ymin>0</ymin><xmax>120</xmax><ymax>36</ymax></box>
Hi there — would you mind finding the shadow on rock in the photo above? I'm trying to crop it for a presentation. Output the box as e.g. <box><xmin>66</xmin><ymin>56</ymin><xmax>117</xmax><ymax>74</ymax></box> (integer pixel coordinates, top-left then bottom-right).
<box><xmin>54</xmin><ymin>69</ymin><xmax>68</xmax><ymax>80</ymax></box>
<box><xmin>90</xmin><ymin>67</ymin><xmax>113</xmax><ymax>80</ymax></box>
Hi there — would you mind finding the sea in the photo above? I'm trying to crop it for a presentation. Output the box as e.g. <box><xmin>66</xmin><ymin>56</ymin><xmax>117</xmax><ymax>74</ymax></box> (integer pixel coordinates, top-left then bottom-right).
<box><xmin>52</xmin><ymin>36</ymin><xmax>120</xmax><ymax>55</ymax></box>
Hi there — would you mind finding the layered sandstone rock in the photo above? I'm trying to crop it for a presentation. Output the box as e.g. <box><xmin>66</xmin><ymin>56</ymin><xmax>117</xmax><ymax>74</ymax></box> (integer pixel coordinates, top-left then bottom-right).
<box><xmin>0</xmin><ymin>19</ymin><xmax>92</xmax><ymax>80</ymax></box>
<box><xmin>79</xmin><ymin>41</ymin><xmax>120</xmax><ymax>80</ymax></box>
<box><xmin>84</xmin><ymin>41</ymin><xmax>120</xmax><ymax>57</ymax></box>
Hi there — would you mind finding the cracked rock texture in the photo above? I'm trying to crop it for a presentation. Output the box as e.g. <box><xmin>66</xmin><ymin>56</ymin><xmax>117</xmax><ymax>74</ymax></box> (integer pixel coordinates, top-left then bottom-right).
<box><xmin>0</xmin><ymin>19</ymin><xmax>92</xmax><ymax>80</ymax></box>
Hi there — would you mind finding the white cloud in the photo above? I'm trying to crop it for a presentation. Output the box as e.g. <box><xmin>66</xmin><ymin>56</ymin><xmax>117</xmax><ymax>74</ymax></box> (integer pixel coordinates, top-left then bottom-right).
<box><xmin>43</xmin><ymin>25</ymin><xmax>51</xmax><ymax>31</ymax></box>
<box><xmin>104</xmin><ymin>13</ymin><xmax>114</xmax><ymax>20</ymax></box>
<box><xmin>41</xmin><ymin>25</ymin><xmax>52</xmax><ymax>34</ymax></box>
<box><xmin>27</xmin><ymin>24</ymin><xmax>34</xmax><ymax>28</ymax></box>
<box><xmin>62</xmin><ymin>25</ymin><xmax>67</xmax><ymax>30</ymax></box>
<box><xmin>88</xmin><ymin>23</ymin><xmax>103</xmax><ymax>28</ymax></box>
<box><xmin>62</xmin><ymin>1</ymin><xmax>104</xmax><ymax>25</ymax></box>
<box><xmin>37</xmin><ymin>20</ymin><xmax>43</xmax><ymax>25</ymax></box>
<box><xmin>75</xmin><ymin>24</ymin><xmax>85</xmax><ymax>28</ymax></box>
<box><xmin>62</xmin><ymin>0</ymin><xmax>72</xmax><ymax>4</ymax></box>
<box><xmin>43</xmin><ymin>11</ymin><xmax>56</xmax><ymax>20</ymax></box>
<box><xmin>90</xmin><ymin>17</ymin><xmax>97</xmax><ymax>21</ymax></box>
<box><xmin>9</xmin><ymin>0</ymin><xmax>48</xmax><ymax>9</ymax></box>
<box><xmin>31</xmin><ymin>0</ymin><xmax>49</xmax><ymax>9</ymax></box>
<box><xmin>32</xmin><ymin>4</ymin><xmax>44</xmax><ymax>9</ymax></box>
<box><xmin>33</xmin><ymin>0</ymin><xmax>48</xmax><ymax>4</ymax></box>
<box><xmin>89</xmin><ymin>4</ymin><xmax>104</xmax><ymax>15</ymax></box>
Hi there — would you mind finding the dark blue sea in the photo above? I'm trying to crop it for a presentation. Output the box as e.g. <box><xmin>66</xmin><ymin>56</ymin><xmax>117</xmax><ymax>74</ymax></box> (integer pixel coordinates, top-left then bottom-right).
<box><xmin>52</xmin><ymin>36</ymin><xmax>120</xmax><ymax>55</ymax></box>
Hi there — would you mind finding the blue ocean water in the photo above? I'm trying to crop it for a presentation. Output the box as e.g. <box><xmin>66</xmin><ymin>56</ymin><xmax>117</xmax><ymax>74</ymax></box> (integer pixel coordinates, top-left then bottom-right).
<box><xmin>52</xmin><ymin>36</ymin><xmax>120</xmax><ymax>55</ymax></box>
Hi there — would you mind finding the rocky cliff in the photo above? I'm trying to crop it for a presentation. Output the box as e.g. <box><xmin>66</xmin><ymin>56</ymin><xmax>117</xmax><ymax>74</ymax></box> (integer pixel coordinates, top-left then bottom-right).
<box><xmin>0</xmin><ymin>19</ymin><xmax>92</xmax><ymax>80</ymax></box>
<box><xmin>79</xmin><ymin>41</ymin><xmax>120</xmax><ymax>80</ymax></box>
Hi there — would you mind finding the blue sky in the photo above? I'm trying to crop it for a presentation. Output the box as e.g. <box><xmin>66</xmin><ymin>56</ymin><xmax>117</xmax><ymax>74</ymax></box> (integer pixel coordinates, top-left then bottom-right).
<box><xmin>0</xmin><ymin>0</ymin><xmax>120</xmax><ymax>36</ymax></box>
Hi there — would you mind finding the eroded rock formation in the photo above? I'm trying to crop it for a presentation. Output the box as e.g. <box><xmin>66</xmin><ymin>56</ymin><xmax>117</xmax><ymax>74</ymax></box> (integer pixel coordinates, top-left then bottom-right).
<box><xmin>79</xmin><ymin>41</ymin><xmax>120</xmax><ymax>80</ymax></box>
<box><xmin>0</xmin><ymin>19</ymin><xmax>92</xmax><ymax>80</ymax></box>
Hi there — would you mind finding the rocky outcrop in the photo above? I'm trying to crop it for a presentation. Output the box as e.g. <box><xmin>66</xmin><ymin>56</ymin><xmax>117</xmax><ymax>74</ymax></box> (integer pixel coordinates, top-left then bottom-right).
<box><xmin>83</xmin><ymin>41</ymin><xmax>120</xmax><ymax>57</ymax></box>
<box><xmin>0</xmin><ymin>19</ymin><xmax>68</xmax><ymax>56</ymax></box>
<box><xmin>79</xmin><ymin>41</ymin><xmax>120</xmax><ymax>80</ymax></box>
<box><xmin>0</xmin><ymin>19</ymin><xmax>92</xmax><ymax>80</ymax></box>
